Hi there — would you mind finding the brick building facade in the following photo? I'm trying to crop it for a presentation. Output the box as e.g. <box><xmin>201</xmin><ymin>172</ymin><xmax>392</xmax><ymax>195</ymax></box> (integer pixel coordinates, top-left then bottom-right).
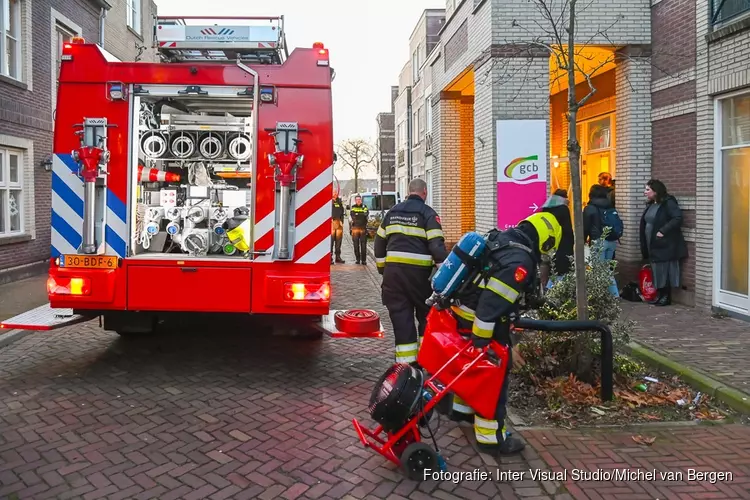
<box><xmin>0</xmin><ymin>0</ymin><xmax>156</xmax><ymax>284</ymax></box>
<box><xmin>103</xmin><ymin>0</ymin><xmax>159</xmax><ymax>63</ymax></box>
<box><xmin>390</xmin><ymin>0</ymin><xmax>750</xmax><ymax>316</ymax></box>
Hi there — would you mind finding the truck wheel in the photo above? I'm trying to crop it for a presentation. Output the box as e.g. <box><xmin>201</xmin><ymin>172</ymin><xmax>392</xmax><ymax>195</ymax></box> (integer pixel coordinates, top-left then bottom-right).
<box><xmin>272</xmin><ymin>316</ymin><xmax>324</xmax><ymax>340</ymax></box>
<box><xmin>104</xmin><ymin>312</ymin><xmax>156</xmax><ymax>337</ymax></box>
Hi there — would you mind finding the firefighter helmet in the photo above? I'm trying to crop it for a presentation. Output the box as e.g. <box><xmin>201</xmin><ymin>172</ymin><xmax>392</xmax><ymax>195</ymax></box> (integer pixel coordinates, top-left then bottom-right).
<box><xmin>521</xmin><ymin>212</ymin><xmax>562</xmax><ymax>256</ymax></box>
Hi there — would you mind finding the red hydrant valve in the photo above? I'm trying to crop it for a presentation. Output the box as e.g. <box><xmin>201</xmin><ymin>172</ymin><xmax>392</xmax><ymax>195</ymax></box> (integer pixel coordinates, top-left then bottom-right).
<box><xmin>75</xmin><ymin>146</ymin><xmax>104</xmax><ymax>182</ymax></box>
<box><xmin>270</xmin><ymin>151</ymin><xmax>302</xmax><ymax>187</ymax></box>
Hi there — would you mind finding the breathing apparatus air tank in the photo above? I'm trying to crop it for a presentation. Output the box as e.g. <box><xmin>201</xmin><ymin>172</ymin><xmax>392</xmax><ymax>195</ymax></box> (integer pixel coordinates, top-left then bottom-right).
<box><xmin>430</xmin><ymin>231</ymin><xmax>487</xmax><ymax>300</ymax></box>
<box><xmin>222</xmin><ymin>206</ymin><xmax>251</xmax><ymax>253</ymax></box>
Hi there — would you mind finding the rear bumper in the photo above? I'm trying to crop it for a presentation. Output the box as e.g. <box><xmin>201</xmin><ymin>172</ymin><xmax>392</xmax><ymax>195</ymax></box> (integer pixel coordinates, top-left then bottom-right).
<box><xmin>47</xmin><ymin>259</ymin><xmax>330</xmax><ymax>316</ymax></box>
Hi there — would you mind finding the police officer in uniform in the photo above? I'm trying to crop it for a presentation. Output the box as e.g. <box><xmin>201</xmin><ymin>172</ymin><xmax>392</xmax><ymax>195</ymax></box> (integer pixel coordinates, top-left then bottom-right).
<box><xmin>448</xmin><ymin>212</ymin><xmax>562</xmax><ymax>456</ymax></box>
<box><xmin>374</xmin><ymin>179</ymin><xmax>448</xmax><ymax>364</ymax></box>
<box><xmin>331</xmin><ymin>192</ymin><xmax>345</xmax><ymax>264</ymax></box>
<box><xmin>349</xmin><ymin>195</ymin><xmax>369</xmax><ymax>265</ymax></box>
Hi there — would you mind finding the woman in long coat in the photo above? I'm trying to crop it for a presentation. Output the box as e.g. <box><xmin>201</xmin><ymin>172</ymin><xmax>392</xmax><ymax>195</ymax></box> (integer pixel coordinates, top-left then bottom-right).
<box><xmin>639</xmin><ymin>179</ymin><xmax>688</xmax><ymax>306</ymax></box>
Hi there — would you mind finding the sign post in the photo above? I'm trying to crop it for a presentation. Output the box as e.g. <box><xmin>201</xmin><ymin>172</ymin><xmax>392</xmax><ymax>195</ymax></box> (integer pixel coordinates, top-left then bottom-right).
<box><xmin>496</xmin><ymin>120</ymin><xmax>548</xmax><ymax>229</ymax></box>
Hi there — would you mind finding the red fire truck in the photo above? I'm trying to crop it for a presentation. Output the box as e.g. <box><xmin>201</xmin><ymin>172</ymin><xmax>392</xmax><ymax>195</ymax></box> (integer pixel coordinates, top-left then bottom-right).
<box><xmin>0</xmin><ymin>15</ymin><xmax>381</xmax><ymax>338</ymax></box>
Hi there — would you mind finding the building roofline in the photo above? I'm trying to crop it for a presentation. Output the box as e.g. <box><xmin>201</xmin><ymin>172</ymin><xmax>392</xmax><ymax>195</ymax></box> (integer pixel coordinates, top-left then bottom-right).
<box><xmin>408</xmin><ymin>8</ymin><xmax>446</xmax><ymax>43</ymax></box>
<box><xmin>90</xmin><ymin>0</ymin><xmax>112</xmax><ymax>9</ymax></box>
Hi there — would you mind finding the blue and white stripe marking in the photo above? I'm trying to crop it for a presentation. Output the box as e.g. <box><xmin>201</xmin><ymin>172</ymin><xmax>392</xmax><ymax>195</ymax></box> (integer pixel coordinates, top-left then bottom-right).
<box><xmin>50</xmin><ymin>153</ymin><xmax>128</xmax><ymax>259</ymax></box>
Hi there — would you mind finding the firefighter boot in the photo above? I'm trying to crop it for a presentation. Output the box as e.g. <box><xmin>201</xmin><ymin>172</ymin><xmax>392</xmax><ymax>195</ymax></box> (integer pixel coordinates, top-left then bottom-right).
<box><xmin>474</xmin><ymin>416</ymin><xmax>525</xmax><ymax>456</ymax></box>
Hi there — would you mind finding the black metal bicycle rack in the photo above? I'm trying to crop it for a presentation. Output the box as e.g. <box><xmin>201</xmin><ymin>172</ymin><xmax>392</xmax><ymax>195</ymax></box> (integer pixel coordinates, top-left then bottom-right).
<box><xmin>513</xmin><ymin>318</ymin><xmax>614</xmax><ymax>402</ymax></box>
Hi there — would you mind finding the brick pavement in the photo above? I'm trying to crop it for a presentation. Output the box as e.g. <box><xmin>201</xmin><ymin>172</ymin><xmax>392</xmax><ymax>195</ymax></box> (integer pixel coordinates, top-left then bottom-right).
<box><xmin>620</xmin><ymin>302</ymin><xmax>750</xmax><ymax>396</ymax></box>
<box><xmin>1</xmin><ymin>235</ymin><xmax>748</xmax><ymax>499</ymax></box>
<box><xmin>0</xmin><ymin>238</ymin><xmax>548</xmax><ymax>500</ymax></box>
<box><xmin>366</xmin><ymin>235</ymin><xmax>750</xmax><ymax>499</ymax></box>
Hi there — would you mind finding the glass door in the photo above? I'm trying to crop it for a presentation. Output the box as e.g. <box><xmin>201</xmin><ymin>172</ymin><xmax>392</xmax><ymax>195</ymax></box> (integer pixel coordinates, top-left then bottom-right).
<box><xmin>716</xmin><ymin>94</ymin><xmax>750</xmax><ymax>313</ymax></box>
<box><xmin>580</xmin><ymin>115</ymin><xmax>615</xmax><ymax>205</ymax></box>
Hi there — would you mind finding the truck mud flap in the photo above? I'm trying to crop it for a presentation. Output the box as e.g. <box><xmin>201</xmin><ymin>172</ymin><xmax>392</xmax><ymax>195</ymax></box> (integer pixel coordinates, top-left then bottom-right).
<box><xmin>314</xmin><ymin>309</ymin><xmax>384</xmax><ymax>338</ymax></box>
<box><xmin>0</xmin><ymin>304</ymin><xmax>93</xmax><ymax>332</ymax></box>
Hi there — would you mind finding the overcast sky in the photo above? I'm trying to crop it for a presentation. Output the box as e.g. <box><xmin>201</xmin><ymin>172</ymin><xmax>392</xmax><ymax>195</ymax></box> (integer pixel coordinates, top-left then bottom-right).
<box><xmin>153</xmin><ymin>0</ymin><xmax>445</xmax><ymax>178</ymax></box>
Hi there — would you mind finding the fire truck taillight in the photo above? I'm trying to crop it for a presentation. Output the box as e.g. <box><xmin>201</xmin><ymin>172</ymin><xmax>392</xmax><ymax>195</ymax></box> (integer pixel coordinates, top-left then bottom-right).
<box><xmin>284</xmin><ymin>282</ymin><xmax>331</xmax><ymax>302</ymax></box>
<box><xmin>48</xmin><ymin>277</ymin><xmax>91</xmax><ymax>296</ymax></box>
<box><xmin>71</xmin><ymin>36</ymin><xmax>86</xmax><ymax>44</ymax></box>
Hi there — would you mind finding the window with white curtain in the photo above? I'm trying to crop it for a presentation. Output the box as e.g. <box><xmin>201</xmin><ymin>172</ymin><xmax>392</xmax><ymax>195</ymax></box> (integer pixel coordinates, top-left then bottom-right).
<box><xmin>1</xmin><ymin>0</ymin><xmax>22</xmax><ymax>80</ymax></box>
<box><xmin>0</xmin><ymin>147</ymin><xmax>23</xmax><ymax>235</ymax></box>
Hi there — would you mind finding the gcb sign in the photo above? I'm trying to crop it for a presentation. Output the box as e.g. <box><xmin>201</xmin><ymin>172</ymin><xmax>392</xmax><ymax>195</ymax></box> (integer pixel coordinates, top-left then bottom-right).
<box><xmin>503</xmin><ymin>155</ymin><xmax>540</xmax><ymax>183</ymax></box>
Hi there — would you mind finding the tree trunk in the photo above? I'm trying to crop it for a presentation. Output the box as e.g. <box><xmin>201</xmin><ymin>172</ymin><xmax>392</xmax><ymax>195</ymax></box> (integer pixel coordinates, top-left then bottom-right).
<box><xmin>354</xmin><ymin>170</ymin><xmax>359</xmax><ymax>194</ymax></box>
<box><xmin>567</xmin><ymin>0</ymin><xmax>588</xmax><ymax>321</ymax></box>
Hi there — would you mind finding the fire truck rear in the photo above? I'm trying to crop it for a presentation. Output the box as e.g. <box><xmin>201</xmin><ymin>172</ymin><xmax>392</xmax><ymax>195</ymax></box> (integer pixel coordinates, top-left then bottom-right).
<box><xmin>0</xmin><ymin>15</ymin><xmax>382</xmax><ymax>338</ymax></box>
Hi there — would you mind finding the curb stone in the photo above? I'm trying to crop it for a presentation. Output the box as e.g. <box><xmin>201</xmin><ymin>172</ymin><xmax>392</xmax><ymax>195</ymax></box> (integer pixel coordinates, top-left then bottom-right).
<box><xmin>627</xmin><ymin>340</ymin><xmax>750</xmax><ymax>415</ymax></box>
<box><xmin>0</xmin><ymin>329</ymin><xmax>34</xmax><ymax>349</ymax></box>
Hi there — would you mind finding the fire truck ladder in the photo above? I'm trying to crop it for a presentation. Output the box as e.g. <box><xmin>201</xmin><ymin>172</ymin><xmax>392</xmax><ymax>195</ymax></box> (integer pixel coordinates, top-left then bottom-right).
<box><xmin>154</xmin><ymin>16</ymin><xmax>288</xmax><ymax>65</ymax></box>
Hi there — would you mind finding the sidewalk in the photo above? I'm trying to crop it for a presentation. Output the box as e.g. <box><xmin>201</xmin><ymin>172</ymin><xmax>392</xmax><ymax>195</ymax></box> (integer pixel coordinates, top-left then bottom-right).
<box><xmin>621</xmin><ymin>301</ymin><xmax>750</xmax><ymax>413</ymax></box>
<box><xmin>0</xmin><ymin>273</ymin><xmax>47</xmax><ymax>322</ymax></box>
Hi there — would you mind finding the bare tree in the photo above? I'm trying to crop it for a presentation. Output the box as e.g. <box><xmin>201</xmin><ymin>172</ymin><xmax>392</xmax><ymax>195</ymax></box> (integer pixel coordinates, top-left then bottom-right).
<box><xmin>336</xmin><ymin>139</ymin><xmax>377</xmax><ymax>195</ymax></box>
<box><xmin>476</xmin><ymin>0</ymin><xmax>687</xmax><ymax>320</ymax></box>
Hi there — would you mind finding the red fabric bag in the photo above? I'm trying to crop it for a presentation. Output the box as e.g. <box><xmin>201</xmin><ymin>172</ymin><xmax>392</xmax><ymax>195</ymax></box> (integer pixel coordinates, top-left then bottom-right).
<box><xmin>417</xmin><ymin>308</ymin><xmax>509</xmax><ymax>420</ymax></box>
<box><xmin>639</xmin><ymin>264</ymin><xmax>657</xmax><ymax>302</ymax></box>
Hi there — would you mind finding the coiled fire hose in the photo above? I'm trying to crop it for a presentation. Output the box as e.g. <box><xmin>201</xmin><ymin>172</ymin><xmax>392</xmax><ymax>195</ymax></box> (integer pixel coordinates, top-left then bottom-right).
<box><xmin>334</xmin><ymin>309</ymin><xmax>380</xmax><ymax>334</ymax></box>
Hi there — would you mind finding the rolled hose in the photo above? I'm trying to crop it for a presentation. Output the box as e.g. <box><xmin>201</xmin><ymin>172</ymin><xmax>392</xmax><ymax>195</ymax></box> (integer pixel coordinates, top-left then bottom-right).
<box><xmin>334</xmin><ymin>309</ymin><xmax>380</xmax><ymax>334</ymax></box>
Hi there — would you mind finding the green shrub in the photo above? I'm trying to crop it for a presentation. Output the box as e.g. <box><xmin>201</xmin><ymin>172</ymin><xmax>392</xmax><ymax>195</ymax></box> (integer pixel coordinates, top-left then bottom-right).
<box><xmin>517</xmin><ymin>232</ymin><xmax>638</xmax><ymax>384</ymax></box>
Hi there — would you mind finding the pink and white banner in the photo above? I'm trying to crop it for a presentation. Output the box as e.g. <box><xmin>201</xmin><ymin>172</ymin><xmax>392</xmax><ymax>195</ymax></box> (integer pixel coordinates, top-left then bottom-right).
<box><xmin>496</xmin><ymin>120</ymin><xmax>548</xmax><ymax>229</ymax></box>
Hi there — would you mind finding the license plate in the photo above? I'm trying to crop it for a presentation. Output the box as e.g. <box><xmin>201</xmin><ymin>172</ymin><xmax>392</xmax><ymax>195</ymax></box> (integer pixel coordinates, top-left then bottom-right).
<box><xmin>60</xmin><ymin>255</ymin><xmax>118</xmax><ymax>269</ymax></box>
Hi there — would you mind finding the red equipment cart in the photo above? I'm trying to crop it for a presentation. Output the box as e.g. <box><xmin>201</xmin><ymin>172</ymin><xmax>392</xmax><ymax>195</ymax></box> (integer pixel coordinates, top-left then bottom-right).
<box><xmin>352</xmin><ymin>308</ymin><xmax>509</xmax><ymax>480</ymax></box>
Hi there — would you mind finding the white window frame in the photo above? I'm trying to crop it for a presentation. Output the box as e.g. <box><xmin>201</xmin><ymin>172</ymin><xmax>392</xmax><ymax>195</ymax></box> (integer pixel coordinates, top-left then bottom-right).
<box><xmin>51</xmin><ymin>10</ymin><xmax>81</xmax><ymax>125</ymax></box>
<box><xmin>127</xmin><ymin>0</ymin><xmax>141</xmax><ymax>34</ymax></box>
<box><xmin>426</xmin><ymin>97</ymin><xmax>433</xmax><ymax>134</ymax></box>
<box><xmin>425</xmin><ymin>169</ymin><xmax>433</xmax><ymax>206</ymax></box>
<box><xmin>713</xmin><ymin>89</ymin><xmax>750</xmax><ymax>314</ymax></box>
<box><xmin>1</xmin><ymin>0</ymin><xmax>22</xmax><ymax>81</ymax></box>
<box><xmin>0</xmin><ymin>146</ymin><xmax>24</xmax><ymax>236</ymax></box>
<box><xmin>412</xmin><ymin>48</ymin><xmax>419</xmax><ymax>84</ymax></box>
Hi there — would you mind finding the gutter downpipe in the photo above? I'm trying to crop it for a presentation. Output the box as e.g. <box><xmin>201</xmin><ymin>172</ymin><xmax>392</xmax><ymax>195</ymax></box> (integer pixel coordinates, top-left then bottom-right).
<box><xmin>98</xmin><ymin>7</ymin><xmax>107</xmax><ymax>46</ymax></box>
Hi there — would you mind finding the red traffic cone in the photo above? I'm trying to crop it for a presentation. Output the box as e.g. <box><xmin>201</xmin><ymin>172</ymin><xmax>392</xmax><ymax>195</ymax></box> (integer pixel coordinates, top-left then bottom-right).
<box><xmin>137</xmin><ymin>165</ymin><xmax>181</xmax><ymax>183</ymax></box>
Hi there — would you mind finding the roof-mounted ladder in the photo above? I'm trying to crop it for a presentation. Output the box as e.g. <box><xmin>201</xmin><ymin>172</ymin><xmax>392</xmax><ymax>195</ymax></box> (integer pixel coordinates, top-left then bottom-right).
<box><xmin>154</xmin><ymin>15</ymin><xmax>288</xmax><ymax>65</ymax></box>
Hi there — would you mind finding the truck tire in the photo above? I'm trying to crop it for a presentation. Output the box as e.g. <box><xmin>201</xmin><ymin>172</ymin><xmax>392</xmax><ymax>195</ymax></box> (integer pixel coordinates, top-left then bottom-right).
<box><xmin>104</xmin><ymin>312</ymin><xmax>156</xmax><ymax>337</ymax></box>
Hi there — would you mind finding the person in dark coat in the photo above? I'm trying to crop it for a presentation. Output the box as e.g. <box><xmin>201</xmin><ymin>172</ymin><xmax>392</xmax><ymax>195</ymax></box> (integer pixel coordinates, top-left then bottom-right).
<box><xmin>541</xmin><ymin>189</ymin><xmax>574</xmax><ymax>288</ymax></box>
<box><xmin>598</xmin><ymin>172</ymin><xmax>615</xmax><ymax>207</ymax></box>
<box><xmin>583</xmin><ymin>184</ymin><xmax>620</xmax><ymax>297</ymax></box>
<box><xmin>639</xmin><ymin>179</ymin><xmax>688</xmax><ymax>306</ymax></box>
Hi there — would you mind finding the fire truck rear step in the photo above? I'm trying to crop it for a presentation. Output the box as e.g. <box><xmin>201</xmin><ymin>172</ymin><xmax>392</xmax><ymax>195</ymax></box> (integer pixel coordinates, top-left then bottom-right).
<box><xmin>0</xmin><ymin>304</ymin><xmax>92</xmax><ymax>332</ymax></box>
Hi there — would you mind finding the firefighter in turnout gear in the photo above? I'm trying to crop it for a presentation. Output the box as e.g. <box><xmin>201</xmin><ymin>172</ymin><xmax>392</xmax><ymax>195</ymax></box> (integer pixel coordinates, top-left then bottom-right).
<box><xmin>450</xmin><ymin>212</ymin><xmax>562</xmax><ymax>456</ymax></box>
<box><xmin>374</xmin><ymin>179</ymin><xmax>448</xmax><ymax>365</ymax></box>
<box><xmin>331</xmin><ymin>193</ymin><xmax>345</xmax><ymax>264</ymax></box>
<box><xmin>350</xmin><ymin>195</ymin><xmax>369</xmax><ymax>265</ymax></box>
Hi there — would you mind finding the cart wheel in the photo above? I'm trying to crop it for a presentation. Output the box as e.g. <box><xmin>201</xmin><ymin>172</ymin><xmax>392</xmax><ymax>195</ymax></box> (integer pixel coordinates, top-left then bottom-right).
<box><xmin>400</xmin><ymin>442</ymin><xmax>439</xmax><ymax>481</ymax></box>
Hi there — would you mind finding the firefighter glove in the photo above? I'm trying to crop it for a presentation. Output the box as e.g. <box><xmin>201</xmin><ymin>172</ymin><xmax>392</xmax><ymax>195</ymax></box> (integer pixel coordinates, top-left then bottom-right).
<box><xmin>471</xmin><ymin>334</ymin><xmax>492</xmax><ymax>349</ymax></box>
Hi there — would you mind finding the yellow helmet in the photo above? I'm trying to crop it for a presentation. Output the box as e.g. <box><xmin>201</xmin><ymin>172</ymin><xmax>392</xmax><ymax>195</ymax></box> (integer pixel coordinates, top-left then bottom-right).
<box><xmin>521</xmin><ymin>212</ymin><xmax>562</xmax><ymax>255</ymax></box>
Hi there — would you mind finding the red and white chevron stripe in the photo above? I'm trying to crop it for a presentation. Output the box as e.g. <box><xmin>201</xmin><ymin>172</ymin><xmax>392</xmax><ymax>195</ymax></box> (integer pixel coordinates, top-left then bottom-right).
<box><xmin>254</xmin><ymin>165</ymin><xmax>333</xmax><ymax>264</ymax></box>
